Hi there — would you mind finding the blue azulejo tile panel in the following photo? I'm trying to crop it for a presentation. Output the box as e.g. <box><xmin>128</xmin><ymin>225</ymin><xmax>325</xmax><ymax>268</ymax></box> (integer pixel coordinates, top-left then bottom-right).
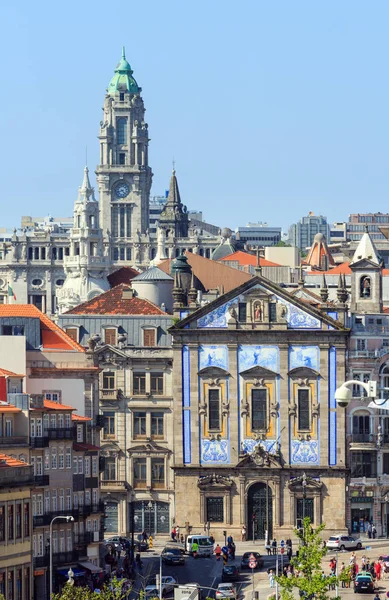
<box><xmin>197</xmin><ymin>297</ymin><xmax>242</xmax><ymax>328</ymax></box>
<box><xmin>289</xmin><ymin>346</ymin><xmax>320</xmax><ymax>371</ymax></box>
<box><xmin>291</xmin><ymin>440</ymin><xmax>319</xmax><ymax>464</ymax></box>
<box><xmin>238</xmin><ymin>345</ymin><xmax>279</xmax><ymax>372</ymax></box>
<box><xmin>199</xmin><ymin>345</ymin><xmax>229</xmax><ymax>370</ymax></box>
<box><xmin>182</xmin><ymin>345</ymin><xmax>190</xmax><ymax>407</ymax></box>
<box><xmin>275</xmin><ymin>295</ymin><xmax>321</xmax><ymax>329</ymax></box>
<box><xmin>183</xmin><ymin>410</ymin><xmax>191</xmax><ymax>464</ymax></box>
<box><xmin>329</xmin><ymin>346</ymin><xmax>337</xmax><ymax>465</ymax></box>
<box><xmin>241</xmin><ymin>439</ymin><xmax>277</xmax><ymax>454</ymax></box>
<box><xmin>201</xmin><ymin>438</ymin><xmax>230</xmax><ymax>464</ymax></box>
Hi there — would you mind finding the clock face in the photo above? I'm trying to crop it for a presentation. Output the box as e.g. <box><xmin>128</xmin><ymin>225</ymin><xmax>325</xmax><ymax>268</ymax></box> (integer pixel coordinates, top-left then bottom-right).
<box><xmin>115</xmin><ymin>183</ymin><xmax>130</xmax><ymax>198</ymax></box>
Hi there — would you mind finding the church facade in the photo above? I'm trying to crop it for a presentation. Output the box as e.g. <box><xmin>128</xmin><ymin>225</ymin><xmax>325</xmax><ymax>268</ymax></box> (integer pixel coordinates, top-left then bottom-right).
<box><xmin>170</xmin><ymin>276</ymin><xmax>349</xmax><ymax>539</ymax></box>
<box><xmin>0</xmin><ymin>49</ymin><xmax>220</xmax><ymax>313</ymax></box>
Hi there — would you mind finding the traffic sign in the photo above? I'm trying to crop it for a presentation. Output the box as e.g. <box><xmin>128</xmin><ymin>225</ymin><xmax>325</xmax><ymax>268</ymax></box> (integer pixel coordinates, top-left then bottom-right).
<box><xmin>386</xmin><ymin>592</ymin><xmax>389</xmax><ymax>599</ymax></box>
<box><xmin>280</xmin><ymin>540</ymin><xmax>285</xmax><ymax>547</ymax></box>
<box><xmin>249</xmin><ymin>560</ymin><xmax>257</xmax><ymax>569</ymax></box>
<box><xmin>280</xmin><ymin>547</ymin><xmax>285</xmax><ymax>554</ymax></box>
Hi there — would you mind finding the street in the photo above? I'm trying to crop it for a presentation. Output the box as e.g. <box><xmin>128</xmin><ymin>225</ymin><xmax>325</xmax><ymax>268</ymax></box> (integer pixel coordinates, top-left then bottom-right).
<box><xmin>127</xmin><ymin>539</ymin><xmax>389</xmax><ymax>600</ymax></box>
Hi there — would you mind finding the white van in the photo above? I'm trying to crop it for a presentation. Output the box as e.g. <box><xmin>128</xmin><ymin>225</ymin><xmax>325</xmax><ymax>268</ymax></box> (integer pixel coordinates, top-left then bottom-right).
<box><xmin>185</xmin><ymin>535</ymin><xmax>214</xmax><ymax>557</ymax></box>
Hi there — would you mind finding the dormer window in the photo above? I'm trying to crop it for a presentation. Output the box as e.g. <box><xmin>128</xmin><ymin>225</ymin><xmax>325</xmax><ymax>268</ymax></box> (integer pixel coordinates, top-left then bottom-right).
<box><xmin>119</xmin><ymin>92</ymin><xmax>125</xmax><ymax>101</ymax></box>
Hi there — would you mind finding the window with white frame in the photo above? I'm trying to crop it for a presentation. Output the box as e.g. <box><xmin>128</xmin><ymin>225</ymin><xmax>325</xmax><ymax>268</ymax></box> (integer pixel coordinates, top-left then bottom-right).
<box><xmin>51</xmin><ymin>449</ymin><xmax>57</xmax><ymax>469</ymax></box>
<box><xmin>65</xmin><ymin>414</ymin><xmax>71</xmax><ymax>428</ymax></box>
<box><xmin>66</xmin><ymin>489</ymin><xmax>71</xmax><ymax>511</ymax></box>
<box><xmin>77</xmin><ymin>425</ymin><xmax>83</xmax><ymax>442</ymax></box>
<box><xmin>92</xmin><ymin>456</ymin><xmax>98</xmax><ymax>476</ymax></box>
<box><xmin>356</xmin><ymin>338</ymin><xmax>367</xmax><ymax>351</ymax></box>
<box><xmin>85</xmin><ymin>491</ymin><xmax>91</xmax><ymax>505</ymax></box>
<box><xmin>58</xmin><ymin>447</ymin><xmax>64</xmax><ymax>469</ymax></box>
<box><xmin>352</xmin><ymin>372</ymin><xmax>370</xmax><ymax>397</ymax></box>
<box><xmin>73</xmin><ymin>457</ymin><xmax>78</xmax><ymax>474</ymax></box>
<box><xmin>85</xmin><ymin>457</ymin><xmax>91</xmax><ymax>477</ymax></box>
<box><xmin>78</xmin><ymin>457</ymin><xmax>83</xmax><ymax>474</ymax></box>
<box><xmin>43</xmin><ymin>391</ymin><xmax>62</xmax><ymax>403</ymax></box>
<box><xmin>66</xmin><ymin>447</ymin><xmax>71</xmax><ymax>469</ymax></box>
<box><xmin>36</xmin><ymin>456</ymin><xmax>42</xmax><ymax>476</ymax></box>
<box><xmin>59</xmin><ymin>489</ymin><xmax>64</xmax><ymax>511</ymax></box>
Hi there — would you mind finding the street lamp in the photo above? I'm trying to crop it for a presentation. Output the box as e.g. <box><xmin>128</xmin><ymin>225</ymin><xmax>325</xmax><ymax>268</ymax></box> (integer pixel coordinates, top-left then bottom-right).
<box><xmin>147</xmin><ymin>501</ymin><xmax>153</xmax><ymax>536</ymax></box>
<box><xmin>67</xmin><ymin>568</ymin><xmax>74</xmax><ymax>587</ymax></box>
<box><xmin>302</xmin><ymin>472</ymin><xmax>307</xmax><ymax>522</ymax></box>
<box><xmin>49</xmin><ymin>515</ymin><xmax>74</xmax><ymax>598</ymax></box>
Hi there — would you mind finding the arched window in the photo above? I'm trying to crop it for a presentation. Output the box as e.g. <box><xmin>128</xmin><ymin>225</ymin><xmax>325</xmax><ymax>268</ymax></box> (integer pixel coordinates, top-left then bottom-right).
<box><xmin>352</xmin><ymin>410</ymin><xmax>371</xmax><ymax>437</ymax></box>
<box><xmin>199</xmin><ymin>248</ymin><xmax>204</xmax><ymax>257</ymax></box>
<box><xmin>380</xmin><ymin>364</ymin><xmax>389</xmax><ymax>400</ymax></box>
<box><xmin>360</xmin><ymin>275</ymin><xmax>371</xmax><ymax>298</ymax></box>
<box><xmin>117</xmin><ymin>118</ymin><xmax>127</xmax><ymax>145</ymax></box>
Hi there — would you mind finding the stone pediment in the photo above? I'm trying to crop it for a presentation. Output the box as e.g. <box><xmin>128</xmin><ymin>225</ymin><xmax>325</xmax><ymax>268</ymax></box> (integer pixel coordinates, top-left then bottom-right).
<box><xmin>198</xmin><ymin>366</ymin><xmax>230</xmax><ymax>378</ymax></box>
<box><xmin>288</xmin><ymin>367</ymin><xmax>320</xmax><ymax>378</ymax></box>
<box><xmin>288</xmin><ymin>475</ymin><xmax>323</xmax><ymax>490</ymax></box>
<box><xmin>197</xmin><ymin>473</ymin><xmax>234</xmax><ymax>489</ymax></box>
<box><xmin>240</xmin><ymin>365</ymin><xmax>279</xmax><ymax>378</ymax></box>
<box><xmin>101</xmin><ymin>441</ymin><xmax>122</xmax><ymax>457</ymax></box>
<box><xmin>350</xmin><ymin>258</ymin><xmax>381</xmax><ymax>270</ymax></box>
<box><xmin>94</xmin><ymin>344</ymin><xmax>127</xmax><ymax>363</ymax></box>
<box><xmin>127</xmin><ymin>441</ymin><xmax>171</xmax><ymax>455</ymax></box>
<box><xmin>237</xmin><ymin>443</ymin><xmax>283</xmax><ymax>469</ymax></box>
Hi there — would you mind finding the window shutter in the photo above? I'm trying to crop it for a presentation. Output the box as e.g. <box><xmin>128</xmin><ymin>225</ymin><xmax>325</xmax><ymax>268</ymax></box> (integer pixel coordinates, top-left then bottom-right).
<box><xmin>65</xmin><ymin>328</ymin><xmax>78</xmax><ymax>342</ymax></box>
<box><xmin>104</xmin><ymin>329</ymin><xmax>117</xmax><ymax>345</ymax></box>
<box><xmin>144</xmin><ymin>329</ymin><xmax>156</xmax><ymax>347</ymax></box>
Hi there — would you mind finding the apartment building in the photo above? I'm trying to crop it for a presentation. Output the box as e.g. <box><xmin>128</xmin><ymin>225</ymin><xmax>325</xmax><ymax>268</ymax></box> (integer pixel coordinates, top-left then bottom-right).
<box><xmin>0</xmin><ymin>454</ymin><xmax>33</xmax><ymax>600</ymax></box>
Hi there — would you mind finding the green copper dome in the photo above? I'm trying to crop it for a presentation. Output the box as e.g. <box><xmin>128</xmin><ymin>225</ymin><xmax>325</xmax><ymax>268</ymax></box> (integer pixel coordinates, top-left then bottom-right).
<box><xmin>107</xmin><ymin>47</ymin><xmax>140</xmax><ymax>96</ymax></box>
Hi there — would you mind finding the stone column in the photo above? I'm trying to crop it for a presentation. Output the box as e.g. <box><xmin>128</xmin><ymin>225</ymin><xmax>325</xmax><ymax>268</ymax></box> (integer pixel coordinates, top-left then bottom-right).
<box><xmin>319</xmin><ymin>344</ymin><xmax>330</xmax><ymax>465</ymax></box>
<box><xmin>228</xmin><ymin>344</ymin><xmax>239</xmax><ymax>464</ymax></box>
<box><xmin>189</xmin><ymin>344</ymin><xmax>200</xmax><ymax>465</ymax></box>
<box><xmin>239</xmin><ymin>477</ymin><xmax>246</xmax><ymax>526</ymax></box>
<box><xmin>279</xmin><ymin>345</ymin><xmax>290</xmax><ymax>464</ymax></box>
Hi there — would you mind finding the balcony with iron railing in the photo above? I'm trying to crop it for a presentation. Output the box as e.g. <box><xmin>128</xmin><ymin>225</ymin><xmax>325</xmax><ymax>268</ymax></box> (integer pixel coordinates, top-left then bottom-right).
<box><xmin>30</xmin><ymin>436</ymin><xmax>49</xmax><ymax>448</ymax></box>
<box><xmin>101</xmin><ymin>389</ymin><xmax>118</xmax><ymax>400</ymax></box>
<box><xmin>101</xmin><ymin>480</ymin><xmax>129</xmax><ymax>491</ymax></box>
<box><xmin>350</xmin><ymin>433</ymin><xmax>375</xmax><ymax>443</ymax></box>
<box><xmin>33</xmin><ymin>474</ymin><xmax>50</xmax><ymax>486</ymax></box>
<box><xmin>46</xmin><ymin>427</ymin><xmax>73</xmax><ymax>440</ymax></box>
<box><xmin>0</xmin><ymin>435</ymin><xmax>29</xmax><ymax>447</ymax></box>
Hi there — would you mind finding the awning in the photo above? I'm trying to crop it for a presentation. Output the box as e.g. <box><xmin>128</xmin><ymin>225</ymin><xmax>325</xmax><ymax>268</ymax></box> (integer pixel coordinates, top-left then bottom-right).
<box><xmin>78</xmin><ymin>561</ymin><xmax>102</xmax><ymax>573</ymax></box>
<box><xmin>57</xmin><ymin>568</ymin><xmax>86</xmax><ymax>577</ymax></box>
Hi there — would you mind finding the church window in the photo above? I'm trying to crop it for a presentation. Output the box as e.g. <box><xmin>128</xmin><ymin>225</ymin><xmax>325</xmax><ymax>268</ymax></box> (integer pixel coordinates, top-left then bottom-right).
<box><xmin>120</xmin><ymin>248</ymin><xmax>125</xmax><ymax>260</ymax></box>
<box><xmin>113</xmin><ymin>248</ymin><xmax>119</xmax><ymax>261</ymax></box>
<box><xmin>360</xmin><ymin>276</ymin><xmax>371</xmax><ymax>298</ymax></box>
<box><xmin>206</xmin><ymin>497</ymin><xmax>224</xmax><ymax>522</ymax></box>
<box><xmin>238</xmin><ymin>303</ymin><xmax>247</xmax><ymax>322</ymax></box>
<box><xmin>208</xmin><ymin>389</ymin><xmax>221</xmax><ymax>431</ymax></box>
<box><xmin>251</xmin><ymin>389</ymin><xmax>267</xmax><ymax>431</ymax></box>
<box><xmin>75</xmin><ymin>243</ymin><xmax>80</xmax><ymax>256</ymax></box>
<box><xmin>52</xmin><ymin>247</ymin><xmax>57</xmax><ymax>260</ymax></box>
<box><xmin>297</xmin><ymin>389</ymin><xmax>310</xmax><ymax>430</ymax></box>
<box><xmin>269</xmin><ymin>303</ymin><xmax>277</xmax><ymax>322</ymax></box>
<box><xmin>41</xmin><ymin>247</ymin><xmax>46</xmax><ymax>260</ymax></box>
<box><xmin>133</xmin><ymin>373</ymin><xmax>146</xmax><ymax>395</ymax></box>
<box><xmin>102</xmin><ymin>371</ymin><xmax>115</xmax><ymax>391</ymax></box>
<box><xmin>34</xmin><ymin>248</ymin><xmax>39</xmax><ymax>260</ymax></box>
<box><xmin>117</xmin><ymin>118</ymin><xmax>127</xmax><ymax>145</ymax></box>
<box><xmin>28</xmin><ymin>248</ymin><xmax>33</xmax><ymax>260</ymax></box>
<box><xmin>126</xmin><ymin>248</ymin><xmax>132</xmax><ymax>260</ymax></box>
<box><xmin>119</xmin><ymin>153</ymin><xmax>125</xmax><ymax>165</ymax></box>
<box><xmin>77</xmin><ymin>216</ymin><xmax>81</xmax><ymax>228</ymax></box>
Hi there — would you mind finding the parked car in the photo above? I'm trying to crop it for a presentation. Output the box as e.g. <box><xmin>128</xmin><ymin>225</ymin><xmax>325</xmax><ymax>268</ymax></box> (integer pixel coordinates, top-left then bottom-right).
<box><xmin>326</xmin><ymin>535</ymin><xmax>362</xmax><ymax>551</ymax></box>
<box><xmin>104</xmin><ymin>536</ymin><xmax>129</xmax><ymax>550</ymax></box>
<box><xmin>240</xmin><ymin>551</ymin><xmax>264</xmax><ymax>570</ymax></box>
<box><xmin>161</xmin><ymin>544</ymin><xmax>185</xmax><ymax>565</ymax></box>
<box><xmin>216</xmin><ymin>583</ymin><xmax>237</xmax><ymax>599</ymax></box>
<box><xmin>354</xmin><ymin>574</ymin><xmax>375</xmax><ymax>594</ymax></box>
<box><xmin>145</xmin><ymin>576</ymin><xmax>177</xmax><ymax>597</ymax></box>
<box><xmin>222</xmin><ymin>565</ymin><xmax>240</xmax><ymax>582</ymax></box>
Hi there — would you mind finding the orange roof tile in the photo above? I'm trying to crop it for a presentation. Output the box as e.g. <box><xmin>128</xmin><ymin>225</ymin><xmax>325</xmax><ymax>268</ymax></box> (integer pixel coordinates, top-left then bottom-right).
<box><xmin>305</xmin><ymin>262</ymin><xmax>352</xmax><ymax>275</ymax></box>
<box><xmin>108</xmin><ymin>266</ymin><xmax>140</xmax><ymax>287</ymax></box>
<box><xmin>0</xmin><ymin>368</ymin><xmax>25</xmax><ymax>378</ymax></box>
<box><xmin>0</xmin><ymin>404</ymin><xmax>21</xmax><ymax>413</ymax></box>
<box><xmin>64</xmin><ymin>284</ymin><xmax>166</xmax><ymax>315</ymax></box>
<box><xmin>0</xmin><ymin>305</ymin><xmax>84</xmax><ymax>352</ymax></box>
<box><xmin>0</xmin><ymin>453</ymin><xmax>29</xmax><ymax>467</ymax></box>
<box><xmin>158</xmin><ymin>252</ymin><xmax>253</xmax><ymax>293</ymax></box>
<box><xmin>220</xmin><ymin>251</ymin><xmax>281</xmax><ymax>267</ymax></box>
<box><xmin>31</xmin><ymin>399</ymin><xmax>76</xmax><ymax>412</ymax></box>
<box><xmin>72</xmin><ymin>414</ymin><xmax>91</xmax><ymax>422</ymax></box>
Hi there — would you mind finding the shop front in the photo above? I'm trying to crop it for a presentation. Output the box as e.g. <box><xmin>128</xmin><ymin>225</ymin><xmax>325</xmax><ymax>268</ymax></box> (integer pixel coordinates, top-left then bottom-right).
<box><xmin>350</xmin><ymin>495</ymin><xmax>374</xmax><ymax>533</ymax></box>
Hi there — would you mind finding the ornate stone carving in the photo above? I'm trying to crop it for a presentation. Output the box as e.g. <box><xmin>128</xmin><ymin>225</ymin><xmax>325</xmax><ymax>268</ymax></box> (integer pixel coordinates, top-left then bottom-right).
<box><xmin>288</xmin><ymin>402</ymin><xmax>297</xmax><ymax>418</ymax></box>
<box><xmin>250</xmin><ymin>443</ymin><xmax>282</xmax><ymax>467</ymax></box>
<box><xmin>240</xmin><ymin>400</ymin><xmax>250</xmax><ymax>417</ymax></box>
<box><xmin>197</xmin><ymin>473</ymin><xmax>233</xmax><ymax>488</ymax></box>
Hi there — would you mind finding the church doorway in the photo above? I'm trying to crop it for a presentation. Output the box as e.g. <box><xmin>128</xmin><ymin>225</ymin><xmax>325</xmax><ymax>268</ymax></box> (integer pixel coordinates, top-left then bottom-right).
<box><xmin>248</xmin><ymin>482</ymin><xmax>273</xmax><ymax>541</ymax></box>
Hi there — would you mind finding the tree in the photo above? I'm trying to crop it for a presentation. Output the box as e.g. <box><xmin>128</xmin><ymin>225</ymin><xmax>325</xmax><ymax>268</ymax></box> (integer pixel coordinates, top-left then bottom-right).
<box><xmin>52</xmin><ymin>576</ymin><xmax>130</xmax><ymax>600</ymax></box>
<box><xmin>275</xmin><ymin>517</ymin><xmax>339</xmax><ymax>600</ymax></box>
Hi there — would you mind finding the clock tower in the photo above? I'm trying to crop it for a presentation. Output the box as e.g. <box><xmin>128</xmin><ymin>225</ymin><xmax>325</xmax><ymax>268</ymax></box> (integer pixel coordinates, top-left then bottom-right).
<box><xmin>96</xmin><ymin>48</ymin><xmax>152</xmax><ymax>260</ymax></box>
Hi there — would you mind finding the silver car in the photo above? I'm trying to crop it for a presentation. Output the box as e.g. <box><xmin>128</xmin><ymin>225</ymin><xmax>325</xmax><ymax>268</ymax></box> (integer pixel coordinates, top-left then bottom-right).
<box><xmin>326</xmin><ymin>535</ymin><xmax>362</xmax><ymax>551</ymax></box>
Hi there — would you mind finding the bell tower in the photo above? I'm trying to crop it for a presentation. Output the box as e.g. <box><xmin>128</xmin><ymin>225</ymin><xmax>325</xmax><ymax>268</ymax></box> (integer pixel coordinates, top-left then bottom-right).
<box><xmin>96</xmin><ymin>48</ymin><xmax>153</xmax><ymax>256</ymax></box>
<box><xmin>349</xmin><ymin>228</ymin><xmax>383</xmax><ymax>313</ymax></box>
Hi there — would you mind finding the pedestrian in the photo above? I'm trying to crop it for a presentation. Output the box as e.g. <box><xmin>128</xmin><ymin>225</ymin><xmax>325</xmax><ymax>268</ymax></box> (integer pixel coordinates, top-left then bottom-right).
<box><xmin>176</xmin><ymin>525</ymin><xmax>180</xmax><ymax>539</ymax></box>
<box><xmin>241</xmin><ymin>525</ymin><xmax>246</xmax><ymax>541</ymax></box>
<box><xmin>214</xmin><ymin>544</ymin><xmax>222</xmax><ymax>560</ymax></box>
<box><xmin>171</xmin><ymin>526</ymin><xmax>176</xmax><ymax>541</ymax></box>
<box><xmin>361</xmin><ymin>555</ymin><xmax>366</xmax><ymax>570</ymax></box>
<box><xmin>368</xmin><ymin>523</ymin><xmax>372</xmax><ymax>539</ymax></box>
<box><xmin>265</xmin><ymin>539</ymin><xmax>271</xmax><ymax>555</ymax></box>
<box><xmin>375</xmin><ymin>560</ymin><xmax>382</xmax><ymax>580</ymax></box>
<box><xmin>374</xmin><ymin>593</ymin><xmax>381</xmax><ymax>600</ymax></box>
<box><xmin>286</xmin><ymin>538</ymin><xmax>292</xmax><ymax>561</ymax></box>
<box><xmin>230</xmin><ymin>541</ymin><xmax>236</xmax><ymax>560</ymax></box>
<box><xmin>268</xmin><ymin>569</ymin><xmax>275</xmax><ymax>588</ymax></box>
<box><xmin>192</xmin><ymin>540</ymin><xmax>199</xmax><ymax>558</ymax></box>
<box><xmin>227</xmin><ymin>534</ymin><xmax>233</xmax><ymax>545</ymax></box>
<box><xmin>135</xmin><ymin>553</ymin><xmax>142</xmax><ymax>570</ymax></box>
<box><xmin>349</xmin><ymin>552</ymin><xmax>356</xmax><ymax>566</ymax></box>
<box><xmin>142</xmin><ymin>530</ymin><xmax>147</xmax><ymax>542</ymax></box>
<box><xmin>372</xmin><ymin>524</ymin><xmax>377</xmax><ymax>539</ymax></box>
<box><xmin>340</xmin><ymin>563</ymin><xmax>346</xmax><ymax>588</ymax></box>
<box><xmin>272</xmin><ymin>538</ymin><xmax>277</xmax><ymax>555</ymax></box>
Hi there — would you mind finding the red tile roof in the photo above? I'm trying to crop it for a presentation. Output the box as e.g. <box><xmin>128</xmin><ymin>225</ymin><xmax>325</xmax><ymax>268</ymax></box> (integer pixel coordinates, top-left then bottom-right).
<box><xmin>220</xmin><ymin>251</ymin><xmax>281</xmax><ymax>267</ymax></box>
<box><xmin>0</xmin><ymin>453</ymin><xmax>29</xmax><ymax>468</ymax></box>
<box><xmin>108</xmin><ymin>267</ymin><xmax>140</xmax><ymax>287</ymax></box>
<box><xmin>0</xmin><ymin>403</ymin><xmax>21</xmax><ymax>413</ymax></box>
<box><xmin>0</xmin><ymin>305</ymin><xmax>84</xmax><ymax>352</ymax></box>
<box><xmin>0</xmin><ymin>368</ymin><xmax>24</xmax><ymax>378</ymax></box>
<box><xmin>305</xmin><ymin>262</ymin><xmax>352</xmax><ymax>275</ymax></box>
<box><xmin>158</xmin><ymin>252</ymin><xmax>252</xmax><ymax>293</ymax></box>
<box><xmin>64</xmin><ymin>283</ymin><xmax>166</xmax><ymax>315</ymax></box>
<box><xmin>72</xmin><ymin>414</ymin><xmax>91</xmax><ymax>422</ymax></box>
<box><xmin>37</xmin><ymin>400</ymin><xmax>76</xmax><ymax>411</ymax></box>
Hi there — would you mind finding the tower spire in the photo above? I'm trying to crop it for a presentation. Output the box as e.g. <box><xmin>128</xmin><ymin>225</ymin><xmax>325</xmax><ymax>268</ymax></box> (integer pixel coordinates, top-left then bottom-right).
<box><xmin>122</xmin><ymin>46</ymin><xmax>126</xmax><ymax>60</ymax></box>
<box><xmin>77</xmin><ymin>166</ymin><xmax>95</xmax><ymax>203</ymax></box>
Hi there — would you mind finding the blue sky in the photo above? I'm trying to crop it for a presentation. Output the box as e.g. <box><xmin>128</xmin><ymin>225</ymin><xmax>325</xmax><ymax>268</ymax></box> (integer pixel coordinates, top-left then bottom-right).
<box><xmin>1</xmin><ymin>0</ymin><xmax>389</xmax><ymax>232</ymax></box>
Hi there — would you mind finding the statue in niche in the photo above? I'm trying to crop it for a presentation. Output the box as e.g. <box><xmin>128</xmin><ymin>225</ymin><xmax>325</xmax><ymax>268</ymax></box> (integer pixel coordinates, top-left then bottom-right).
<box><xmin>254</xmin><ymin>301</ymin><xmax>263</xmax><ymax>322</ymax></box>
<box><xmin>361</xmin><ymin>276</ymin><xmax>371</xmax><ymax>298</ymax></box>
